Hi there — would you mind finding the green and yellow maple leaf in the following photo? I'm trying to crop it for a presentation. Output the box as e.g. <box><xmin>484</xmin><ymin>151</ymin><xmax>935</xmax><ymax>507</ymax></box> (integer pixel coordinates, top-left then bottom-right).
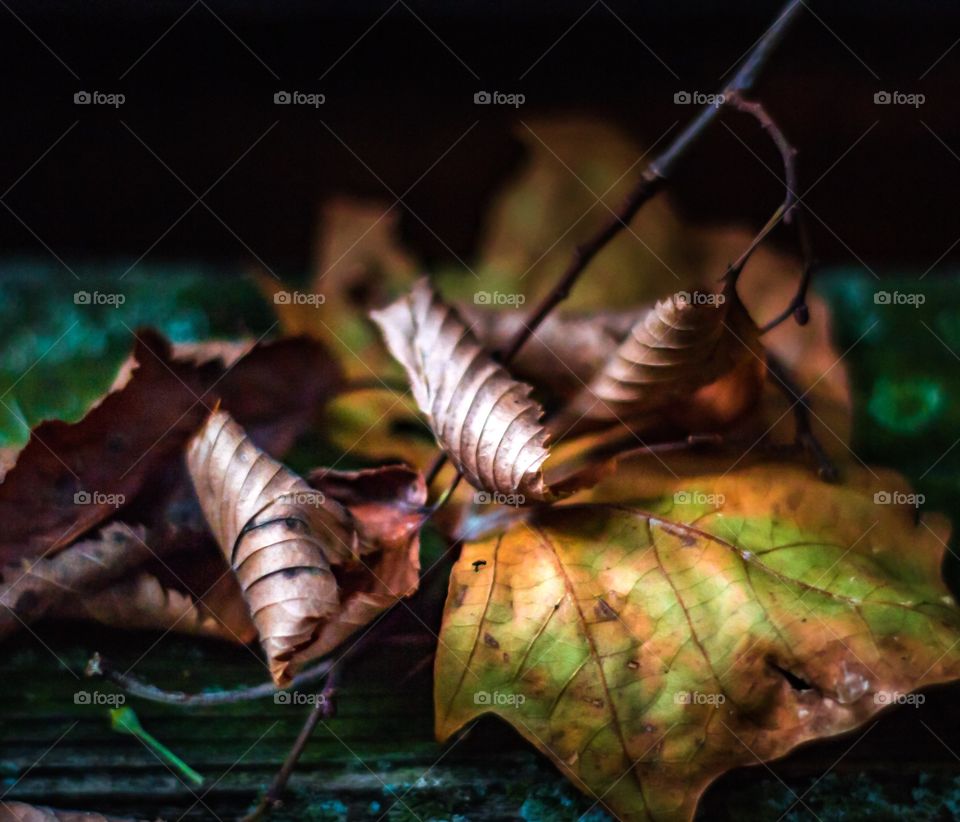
<box><xmin>435</xmin><ymin>463</ymin><xmax>959</xmax><ymax>821</ymax></box>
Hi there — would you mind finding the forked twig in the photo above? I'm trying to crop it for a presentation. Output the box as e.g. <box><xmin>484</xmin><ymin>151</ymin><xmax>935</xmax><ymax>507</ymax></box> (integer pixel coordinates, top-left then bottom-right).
<box><xmin>241</xmin><ymin>668</ymin><xmax>340</xmax><ymax>822</ymax></box>
<box><xmin>426</xmin><ymin>0</ymin><xmax>806</xmax><ymax>501</ymax></box>
<box><xmin>721</xmin><ymin>92</ymin><xmax>815</xmax><ymax>329</ymax></box>
<box><xmin>500</xmin><ymin>0</ymin><xmax>806</xmax><ymax>363</ymax></box>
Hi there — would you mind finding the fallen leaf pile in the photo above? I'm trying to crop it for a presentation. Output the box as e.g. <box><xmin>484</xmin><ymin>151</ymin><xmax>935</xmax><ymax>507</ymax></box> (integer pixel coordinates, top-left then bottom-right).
<box><xmin>2</xmin><ymin>115</ymin><xmax>957</xmax><ymax>822</ymax></box>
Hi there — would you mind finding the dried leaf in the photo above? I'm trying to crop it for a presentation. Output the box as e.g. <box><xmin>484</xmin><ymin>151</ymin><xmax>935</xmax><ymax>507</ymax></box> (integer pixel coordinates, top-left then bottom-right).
<box><xmin>436</xmin><ymin>463</ymin><xmax>960</xmax><ymax>821</ymax></box>
<box><xmin>187</xmin><ymin>410</ymin><xmax>357</xmax><ymax>685</ymax></box>
<box><xmin>304</xmin><ymin>464</ymin><xmax>425</xmax><ymax>658</ymax></box>
<box><xmin>57</xmin><ymin>572</ymin><xmax>250</xmax><ymax>643</ymax></box>
<box><xmin>0</xmin><ymin>332</ymin><xmax>342</xmax><ymax>565</ymax></box>
<box><xmin>0</xmin><ymin>331</ymin><xmax>212</xmax><ymax>562</ymax></box>
<box><xmin>463</xmin><ymin>304</ymin><xmax>636</xmax><ymax>399</ymax></box>
<box><xmin>564</xmin><ymin>285</ymin><xmax>764</xmax><ymax>428</ymax></box>
<box><xmin>371</xmin><ymin>279</ymin><xmax>553</xmax><ymax>501</ymax></box>
<box><xmin>1</xmin><ymin>802</ymin><xmax>138</xmax><ymax>822</ymax></box>
<box><xmin>0</xmin><ymin>523</ymin><xmax>152</xmax><ymax>638</ymax></box>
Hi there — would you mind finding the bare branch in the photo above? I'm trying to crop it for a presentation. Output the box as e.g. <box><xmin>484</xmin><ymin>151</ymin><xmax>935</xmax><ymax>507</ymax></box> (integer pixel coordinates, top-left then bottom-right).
<box><xmin>500</xmin><ymin>0</ymin><xmax>806</xmax><ymax>364</ymax></box>
<box><xmin>722</xmin><ymin>92</ymin><xmax>814</xmax><ymax>329</ymax></box>
<box><xmin>85</xmin><ymin>652</ymin><xmax>335</xmax><ymax>706</ymax></box>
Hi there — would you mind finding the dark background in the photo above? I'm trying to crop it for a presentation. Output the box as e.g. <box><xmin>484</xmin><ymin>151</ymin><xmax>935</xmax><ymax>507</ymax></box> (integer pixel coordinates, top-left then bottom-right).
<box><xmin>0</xmin><ymin>0</ymin><xmax>957</xmax><ymax>278</ymax></box>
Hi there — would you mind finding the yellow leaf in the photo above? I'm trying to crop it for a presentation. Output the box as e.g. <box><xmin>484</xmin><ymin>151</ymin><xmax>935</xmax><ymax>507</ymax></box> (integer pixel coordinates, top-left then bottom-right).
<box><xmin>436</xmin><ymin>463</ymin><xmax>958</xmax><ymax>821</ymax></box>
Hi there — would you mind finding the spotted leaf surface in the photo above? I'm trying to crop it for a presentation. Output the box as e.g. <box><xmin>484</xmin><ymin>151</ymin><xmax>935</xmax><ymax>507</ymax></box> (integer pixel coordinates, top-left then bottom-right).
<box><xmin>435</xmin><ymin>464</ymin><xmax>960</xmax><ymax>821</ymax></box>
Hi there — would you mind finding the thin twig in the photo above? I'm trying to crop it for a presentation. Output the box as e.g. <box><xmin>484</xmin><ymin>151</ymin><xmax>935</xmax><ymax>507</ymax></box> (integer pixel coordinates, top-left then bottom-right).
<box><xmin>761</xmin><ymin>211</ymin><xmax>815</xmax><ymax>331</ymax></box>
<box><xmin>85</xmin><ymin>652</ymin><xmax>334</xmax><ymax>706</ymax></box>
<box><xmin>726</xmin><ymin>92</ymin><xmax>798</xmax><ymax>223</ymax></box>
<box><xmin>424</xmin><ymin>451</ymin><xmax>448</xmax><ymax>487</ymax></box>
<box><xmin>241</xmin><ymin>668</ymin><xmax>340</xmax><ymax>822</ymax></box>
<box><xmin>419</xmin><ymin>471</ymin><xmax>463</xmax><ymax>529</ymax></box>
<box><xmin>422</xmin><ymin>1</ymin><xmax>805</xmax><ymax>503</ymax></box>
<box><xmin>766</xmin><ymin>355</ymin><xmax>838</xmax><ymax>481</ymax></box>
<box><xmin>499</xmin><ymin>0</ymin><xmax>806</xmax><ymax>364</ymax></box>
<box><xmin>722</xmin><ymin>92</ymin><xmax>815</xmax><ymax>329</ymax></box>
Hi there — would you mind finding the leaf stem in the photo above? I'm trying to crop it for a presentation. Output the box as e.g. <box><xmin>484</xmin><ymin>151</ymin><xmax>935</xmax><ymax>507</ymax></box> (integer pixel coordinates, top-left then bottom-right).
<box><xmin>110</xmin><ymin>706</ymin><xmax>205</xmax><ymax>786</ymax></box>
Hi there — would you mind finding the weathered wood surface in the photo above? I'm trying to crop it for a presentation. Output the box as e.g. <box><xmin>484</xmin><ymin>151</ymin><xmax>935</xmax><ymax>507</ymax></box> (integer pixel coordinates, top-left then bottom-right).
<box><xmin>3</xmin><ymin>625</ymin><xmax>960</xmax><ymax>821</ymax></box>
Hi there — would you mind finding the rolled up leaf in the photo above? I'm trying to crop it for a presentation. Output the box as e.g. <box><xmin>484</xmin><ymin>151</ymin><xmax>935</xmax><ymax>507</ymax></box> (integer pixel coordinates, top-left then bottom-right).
<box><xmin>186</xmin><ymin>410</ymin><xmax>357</xmax><ymax>685</ymax></box>
<box><xmin>570</xmin><ymin>284</ymin><xmax>764</xmax><ymax>422</ymax></box>
<box><xmin>371</xmin><ymin>279</ymin><xmax>552</xmax><ymax>501</ymax></box>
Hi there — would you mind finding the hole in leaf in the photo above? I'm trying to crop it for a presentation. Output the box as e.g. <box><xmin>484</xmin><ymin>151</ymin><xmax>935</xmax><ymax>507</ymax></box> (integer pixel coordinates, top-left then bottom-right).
<box><xmin>766</xmin><ymin>657</ymin><xmax>814</xmax><ymax>691</ymax></box>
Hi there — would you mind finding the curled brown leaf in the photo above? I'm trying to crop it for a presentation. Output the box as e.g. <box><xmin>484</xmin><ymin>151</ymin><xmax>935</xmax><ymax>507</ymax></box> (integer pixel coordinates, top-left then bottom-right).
<box><xmin>565</xmin><ymin>284</ymin><xmax>764</xmax><ymax>426</ymax></box>
<box><xmin>187</xmin><ymin>410</ymin><xmax>357</xmax><ymax>686</ymax></box>
<box><xmin>371</xmin><ymin>279</ymin><xmax>553</xmax><ymax>501</ymax></box>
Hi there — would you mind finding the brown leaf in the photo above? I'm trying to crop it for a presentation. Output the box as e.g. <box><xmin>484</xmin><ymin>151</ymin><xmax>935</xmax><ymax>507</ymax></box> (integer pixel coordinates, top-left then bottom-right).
<box><xmin>0</xmin><ymin>331</ymin><xmax>214</xmax><ymax>562</ymax></box>
<box><xmin>371</xmin><ymin>279</ymin><xmax>553</xmax><ymax>501</ymax></box>
<box><xmin>304</xmin><ymin>464</ymin><xmax>425</xmax><ymax>658</ymax></box>
<box><xmin>56</xmin><ymin>572</ymin><xmax>250</xmax><ymax>643</ymax></box>
<box><xmin>187</xmin><ymin>412</ymin><xmax>426</xmax><ymax>684</ymax></box>
<box><xmin>0</xmin><ymin>332</ymin><xmax>342</xmax><ymax>566</ymax></box>
<box><xmin>187</xmin><ymin>410</ymin><xmax>357</xmax><ymax>685</ymax></box>
<box><xmin>564</xmin><ymin>284</ymin><xmax>764</xmax><ymax>429</ymax></box>
<box><xmin>0</xmin><ymin>523</ymin><xmax>152</xmax><ymax>639</ymax></box>
<box><xmin>1</xmin><ymin>802</ymin><xmax>139</xmax><ymax>822</ymax></box>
